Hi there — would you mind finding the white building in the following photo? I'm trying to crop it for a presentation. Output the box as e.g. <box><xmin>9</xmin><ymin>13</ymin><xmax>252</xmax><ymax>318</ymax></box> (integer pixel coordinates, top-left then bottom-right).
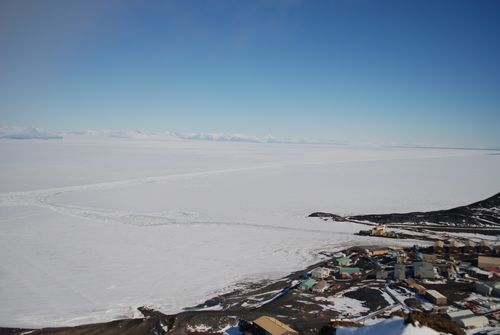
<box><xmin>466</xmin><ymin>267</ymin><xmax>493</xmax><ymax>280</ymax></box>
<box><xmin>310</xmin><ymin>267</ymin><xmax>330</xmax><ymax>280</ymax></box>
<box><xmin>456</xmin><ymin>315</ymin><xmax>489</xmax><ymax>329</ymax></box>
<box><xmin>445</xmin><ymin>309</ymin><xmax>473</xmax><ymax>321</ymax></box>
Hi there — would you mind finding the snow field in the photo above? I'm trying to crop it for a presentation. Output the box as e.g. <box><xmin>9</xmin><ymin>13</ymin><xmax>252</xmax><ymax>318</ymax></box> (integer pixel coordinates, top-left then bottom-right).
<box><xmin>1</xmin><ymin>138</ymin><xmax>499</xmax><ymax>327</ymax></box>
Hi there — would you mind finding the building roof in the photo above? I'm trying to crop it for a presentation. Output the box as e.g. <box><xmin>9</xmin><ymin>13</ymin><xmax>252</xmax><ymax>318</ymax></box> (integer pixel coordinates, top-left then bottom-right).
<box><xmin>412</xmin><ymin>284</ymin><xmax>426</xmax><ymax>292</ymax></box>
<box><xmin>426</xmin><ymin>289</ymin><xmax>446</xmax><ymax>300</ymax></box>
<box><xmin>336</xmin><ymin>256</ymin><xmax>351</xmax><ymax>263</ymax></box>
<box><xmin>414</xmin><ymin>262</ymin><xmax>436</xmax><ymax>278</ymax></box>
<box><xmin>457</xmin><ymin>315</ymin><xmax>489</xmax><ymax>328</ymax></box>
<box><xmin>299</xmin><ymin>278</ymin><xmax>317</xmax><ymax>289</ymax></box>
<box><xmin>414</xmin><ymin>261</ymin><xmax>433</xmax><ymax>268</ymax></box>
<box><xmin>434</xmin><ymin>240</ymin><xmax>444</xmax><ymax>247</ymax></box>
<box><xmin>310</xmin><ymin>267</ymin><xmax>330</xmax><ymax>279</ymax></box>
<box><xmin>468</xmin><ymin>266</ymin><xmax>493</xmax><ymax>277</ymax></box>
<box><xmin>339</xmin><ymin>267</ymin><xmax>361</xmax><ymax>273</ymax></box>
<box><xmin>404</xmin><ymin>278</ymin><xmax>416</xmax><ymax>284</ymax></box>
<box><xmin>313</xmin><ymin>280</ymin><xmax>329</xmax><ymax>290</ymax></box>
<box><xmin>366</xmin><ymin>247</ymin><xmax>390</xmax><ymax>251</ymax></box>
<box><xmin>478</xmin><ymin>256</ymin><xmax>500</xmax><ymax>268</ymax></box>
<box><xmin>465</xmin><ymin>240</ymin><xmax>477</xmax><ymax>247</ymax></box>
<box><xmin>253</xmin><ymin>316</ymin><xmax>298</xmax><ymax>335</ymax></box>
<box><xmin>477</xmin><ymin>281</ymin><xmax>500</xmax><ymax>289</ymax></box>
<box><xmin>446</xmin><ymin>309</ymin><xmax>473</xmax><ymax>320</ymax></box>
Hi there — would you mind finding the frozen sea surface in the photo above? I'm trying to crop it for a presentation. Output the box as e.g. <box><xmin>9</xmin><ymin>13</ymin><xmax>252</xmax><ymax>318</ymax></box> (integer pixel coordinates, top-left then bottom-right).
<box><xmin>1</xmin><ymin>137</ymin><xmax>500</xmax><ymax>327</ymax></box>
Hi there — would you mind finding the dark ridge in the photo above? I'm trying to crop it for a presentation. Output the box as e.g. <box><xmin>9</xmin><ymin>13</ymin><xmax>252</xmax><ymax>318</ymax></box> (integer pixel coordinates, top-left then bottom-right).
<box><xmin>310</xmin><ymin>192</ymin><xmax>500</xmax><ymax>227</ymax></box>
<box><xmin>308</xmin><ymin>212</ymin><xmax>345</xmax><ymax>221</ymax></box>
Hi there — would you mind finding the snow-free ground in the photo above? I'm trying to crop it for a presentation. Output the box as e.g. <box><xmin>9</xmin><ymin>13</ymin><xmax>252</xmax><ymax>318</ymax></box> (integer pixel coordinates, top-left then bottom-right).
<box><xmin>1</xmin><ymin>136</ymin><xmax>500</xmax><ymax>327</ymax></box>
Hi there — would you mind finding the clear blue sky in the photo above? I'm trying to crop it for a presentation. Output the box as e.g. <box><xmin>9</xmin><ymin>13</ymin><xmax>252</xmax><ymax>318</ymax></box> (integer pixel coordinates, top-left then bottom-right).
<box><xmin>1</xmin><ymin>0</ymin><xmax>499</xmax><ymax>147</ymax></box>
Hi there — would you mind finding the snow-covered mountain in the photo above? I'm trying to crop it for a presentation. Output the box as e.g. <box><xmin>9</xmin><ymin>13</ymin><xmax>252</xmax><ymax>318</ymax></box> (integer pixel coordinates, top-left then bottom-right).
<box><xmin>66</xmin><ymin>129</ymin><xmax>333</xmax><ymax>144</ymax></box>
<box><xmin>0</xmin><ymin>126</ymin><xmax>63</xmax><ymax>140</ymax></box>
<box><xmin>2</xmin><ymin>126</ymin><xmax>330</xmax><ymax>144</ymax></box>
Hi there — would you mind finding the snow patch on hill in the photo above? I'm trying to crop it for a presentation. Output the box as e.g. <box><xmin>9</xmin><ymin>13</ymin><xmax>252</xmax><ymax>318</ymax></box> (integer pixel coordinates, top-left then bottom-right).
<box><xmin>337</xmin><ymin>318</ymin><xmax>440</xmax><ymax>335</ymax></box>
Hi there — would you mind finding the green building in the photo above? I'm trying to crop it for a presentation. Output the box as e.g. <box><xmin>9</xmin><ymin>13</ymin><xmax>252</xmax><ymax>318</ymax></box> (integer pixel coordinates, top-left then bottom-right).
<box><xmin>299</xmin><ymin>278</ymin><xmax>318</xmax><ymax>290</ymax></box>
<box><xmin>336</xmin><ymin>257</ymin><xmax>351</xmax><ymax>266</ymax></box>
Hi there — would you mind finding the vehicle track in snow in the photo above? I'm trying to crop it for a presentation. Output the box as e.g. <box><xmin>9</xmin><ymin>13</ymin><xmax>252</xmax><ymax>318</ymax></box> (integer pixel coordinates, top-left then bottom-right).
<box><xmin>0</xmin><ymin>164</ymin><xmax>353</xmax><ymax>234</ymax></box>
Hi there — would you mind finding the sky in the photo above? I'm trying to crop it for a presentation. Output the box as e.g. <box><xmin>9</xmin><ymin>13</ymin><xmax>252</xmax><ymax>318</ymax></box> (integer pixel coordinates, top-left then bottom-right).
<box><xmin>0</xmin><ymin>0</ymin><xmax>499</xmax><ymax>147</ymax></box>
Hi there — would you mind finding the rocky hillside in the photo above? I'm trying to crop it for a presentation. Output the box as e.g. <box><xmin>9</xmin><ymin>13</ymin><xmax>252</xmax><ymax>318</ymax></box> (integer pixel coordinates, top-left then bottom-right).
<box><xmin>310</xmin><ymin>192</ymin><xmax>500</xmax><ymax>227</ymax></box>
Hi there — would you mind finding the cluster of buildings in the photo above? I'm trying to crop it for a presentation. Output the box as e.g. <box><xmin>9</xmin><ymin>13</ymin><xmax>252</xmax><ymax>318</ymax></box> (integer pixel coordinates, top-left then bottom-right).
<box><xmin>369</xmin><ymin>242</ymin><xmax>500</xmax><ymax>331</ymax></box>
<box><xmin>239</xmin><ymin>239</ymin><xmax>499</xmax><ymax>335</ymax></box>
<box><xmin>359</xmin><ymin>224</ymin><xmax>398</xmax><ymax>238</ymax></box>
<box><xmin>433</xmin><ymin>239</ymin><xmax>500</xmax><ymax>255</ymax></box>
<box><xmin>296</xmin><ymin>253</ymin><xmax>364</xmax><ymax>294</ymax></box>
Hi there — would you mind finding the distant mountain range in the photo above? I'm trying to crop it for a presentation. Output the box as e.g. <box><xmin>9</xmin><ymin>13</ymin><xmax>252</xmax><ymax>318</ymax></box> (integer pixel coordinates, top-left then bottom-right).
<box><xmin>67</xmin><ymin>130</ymin><xmax>343</xmax><ymax>144</ymax></box>
<box><xmin>0</xmin><ymin>127</ymin><xmax>63</xmax><ymax>140</ymax></box>
<box><xmin>2</xmin><ymin>126</ymin><xmax>499</xmax><ymax>150</ymax></box>
<box><xmin>310</xmin><ymin>192</ymin><xmax>500</xmax><ymax>227</ymax></box>
<box><xmin>0</xmin><ymin>126</ymin><xmax>341</xmax><ymax>144</ymax></box>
